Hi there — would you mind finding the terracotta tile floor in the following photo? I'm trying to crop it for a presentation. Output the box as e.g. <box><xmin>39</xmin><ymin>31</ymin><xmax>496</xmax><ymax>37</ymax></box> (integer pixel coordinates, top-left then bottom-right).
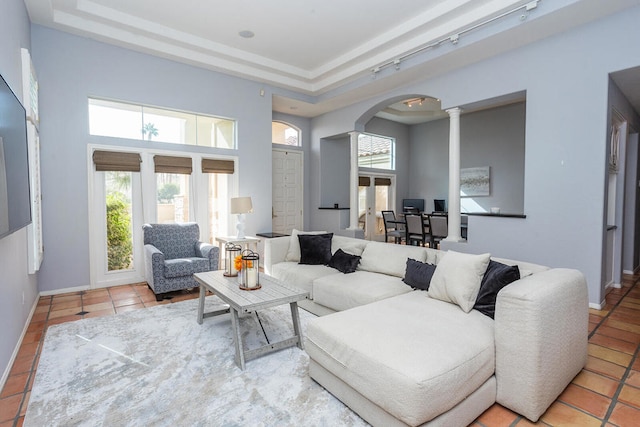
<box><xmin>1</xmin><ymin>276</ymin><xmax>639</xmax><ymax>426</ymax></box>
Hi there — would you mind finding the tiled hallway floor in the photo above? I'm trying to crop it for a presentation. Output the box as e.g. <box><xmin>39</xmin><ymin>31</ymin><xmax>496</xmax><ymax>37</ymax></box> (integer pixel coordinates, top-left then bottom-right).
<box><xmin>1</xmin><ymin>276</ymin><xmax>639</xmax><ymax>426</ymax></box>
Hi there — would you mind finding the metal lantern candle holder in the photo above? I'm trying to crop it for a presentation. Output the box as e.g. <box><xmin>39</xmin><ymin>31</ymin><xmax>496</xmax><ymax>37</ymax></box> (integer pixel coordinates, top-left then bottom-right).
<box><xmin>223</xmin><ymin>243</ymin><xmax>242</xmax><ymax>277</ymax></box>
<box><xmin>239</xmin><ymin>249</ymin><xmax>260</xmax><ymax>290</ymax></box>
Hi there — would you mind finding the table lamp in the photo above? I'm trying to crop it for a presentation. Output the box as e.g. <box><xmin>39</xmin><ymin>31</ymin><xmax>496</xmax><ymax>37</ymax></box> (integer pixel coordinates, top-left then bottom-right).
<box><xmin>230</xmin><ymin>196</ymin><xmax>253</xmax><ymax>239</ymax></box>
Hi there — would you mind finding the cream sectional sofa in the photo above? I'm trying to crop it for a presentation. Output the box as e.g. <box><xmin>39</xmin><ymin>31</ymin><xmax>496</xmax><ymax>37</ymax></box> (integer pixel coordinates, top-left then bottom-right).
<box><xmin>264</xmin><ymin>232</ymin><xmax>588</xmax><ymax>426</ymax></box>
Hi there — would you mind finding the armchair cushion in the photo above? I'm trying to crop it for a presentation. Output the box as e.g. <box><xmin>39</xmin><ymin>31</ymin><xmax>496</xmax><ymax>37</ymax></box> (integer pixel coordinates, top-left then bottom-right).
<box><xmin>164</xmin><ymin>257</ymin><xmax>211</xmax><ymax>278</ymax></box>
<box><xmin>143</xmin><ymin>223</ymin><xmax>199</xmax><ymax>259</ymax></box>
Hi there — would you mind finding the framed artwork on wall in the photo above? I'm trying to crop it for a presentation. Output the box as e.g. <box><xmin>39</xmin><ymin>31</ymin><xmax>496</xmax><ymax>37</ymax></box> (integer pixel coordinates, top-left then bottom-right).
<box><xmin>460</xmin><ymin>166</ymin><xmax>490</xmax><ymax>197</ymax></box>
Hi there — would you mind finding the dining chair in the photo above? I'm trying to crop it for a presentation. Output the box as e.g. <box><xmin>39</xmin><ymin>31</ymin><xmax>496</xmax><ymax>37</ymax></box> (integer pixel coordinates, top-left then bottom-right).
<box><xmin>405</xmin><ymin>214</ymin><xmax>428</xmax><ymax>246</ymax></box>
<box><xmin>427</xmin><ymin>215</ymin><xmax>448</xmax><ymax>249</ymax></box>
<box><xmin>381</xmin><ymin>210</ymin><xmax>404</xmax><ymax>244</ymax></box>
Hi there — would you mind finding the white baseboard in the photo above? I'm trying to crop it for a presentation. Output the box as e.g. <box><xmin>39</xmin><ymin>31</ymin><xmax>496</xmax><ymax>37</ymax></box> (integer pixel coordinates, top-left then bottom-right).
<box><xmin>0</xmin><ymin>296</ymin><xmax>39</xmax><ymax>392</ymax></box>
<box><xmin>589</xmin><ymin>301</ymin><xmax>604</xmax><ymax>310</ymax></box>
<box><xmin>623</xmin><ymin>269</ymin><xmax>634</xmax><ymax>275</ymax></box>
<box><xmin>39</xmin><ymin>284</ymin><xmax>90</xmax><ymax>296</ymax></box>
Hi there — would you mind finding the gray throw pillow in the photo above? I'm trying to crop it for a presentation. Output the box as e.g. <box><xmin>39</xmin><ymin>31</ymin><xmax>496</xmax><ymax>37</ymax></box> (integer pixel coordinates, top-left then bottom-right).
<box><xmin>402</xmin><ymin>258</ymin><xmax>436</xmax><ymax>291</ymax></box>
<box><xmin>328</xmin><ymin>248</ymin><xmax>361</xmax><ymax>273</ymax></box>
<box><xmin>474</xmin><ymin>260</ymin><xmax>520</xmax><ymax>318</ymax></box>
<box><xmin>298</xmin><ymin>233</ymin><xmax>333</xmax><ymax>265</ymax></box>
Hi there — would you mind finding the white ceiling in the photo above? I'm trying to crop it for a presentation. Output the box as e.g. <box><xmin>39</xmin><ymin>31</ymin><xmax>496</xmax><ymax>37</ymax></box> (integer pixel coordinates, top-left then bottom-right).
<box><xmin>24</xmin><ymin>0</ymin><xmax>640</xmax><ymax>123</ymax></box>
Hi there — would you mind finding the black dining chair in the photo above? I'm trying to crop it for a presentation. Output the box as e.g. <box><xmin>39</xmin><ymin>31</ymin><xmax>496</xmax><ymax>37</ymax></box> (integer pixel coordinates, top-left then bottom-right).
<box><xmin>405</xmin><ymin>214</ymin><xmax>429</xmax><ymax>246</ymax></box>
<box><xmin>427</xmin><ymin>215</ymin><xmax>448</xmax><ymax>249</ymax></box>
<box><xmin>382</xmin><ymin>210</ymin><xmax>404</xmax><ymax>244</ymax></box>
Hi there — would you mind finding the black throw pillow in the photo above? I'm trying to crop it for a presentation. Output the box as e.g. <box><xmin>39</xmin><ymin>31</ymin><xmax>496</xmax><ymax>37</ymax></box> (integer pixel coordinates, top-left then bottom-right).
<box><xmin>474</xmin><ymin>260</ymin><xmax>521</xmax><ymax>319</ymax></box>
<box><xmin>402</xmin><ymin>258</ymin><xmax>436</xmax><ymax>291</ymax></box>
<box><xmin>328</xmin><ymin>249</ymin><xmax>361</xmax><ymax>274</ymax></box>
<box><xmin>298</xmin><ymin>233</ymin><xmax>333</xmax><ymax>265</ymax></box>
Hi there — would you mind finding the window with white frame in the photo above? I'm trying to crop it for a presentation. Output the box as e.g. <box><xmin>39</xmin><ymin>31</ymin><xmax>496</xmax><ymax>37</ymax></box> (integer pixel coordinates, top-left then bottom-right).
<box><xmin>89</xmin><ymin>147</ymin><xmax>236</xmax><ymax>288</ymax></box>
<box><xmin>88</xmin><ymin>98</ymin><xmax>236</xmax><ymax>149</ymax></box>
<box><xmin>358</xmin><ymin>133</ymin><xmax>395</xmax><ymax>170</ymax></box>
<box><xmin>272</xmin><ymin>121</ymin><xmax>301</xmax><ymax>146</ymax></box>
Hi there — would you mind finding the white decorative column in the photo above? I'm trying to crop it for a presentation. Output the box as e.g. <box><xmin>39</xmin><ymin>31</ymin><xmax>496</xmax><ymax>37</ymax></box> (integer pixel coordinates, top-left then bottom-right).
<box><xmin>348</xmin><ymin>131</ymin><xmax>360</xmax><ymax>230</ymax></box>
<box><xmin>445</xmin><ymin>107</ymin><xmax>463</xmax><ymax>242</ymax></box>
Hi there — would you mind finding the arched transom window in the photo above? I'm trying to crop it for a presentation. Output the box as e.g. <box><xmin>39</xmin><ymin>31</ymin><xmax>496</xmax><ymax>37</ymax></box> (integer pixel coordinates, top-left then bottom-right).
<box><xmin>272</xmin><ymin>121</ymin><xmax>301</xmax><ymax>146</ymax></box>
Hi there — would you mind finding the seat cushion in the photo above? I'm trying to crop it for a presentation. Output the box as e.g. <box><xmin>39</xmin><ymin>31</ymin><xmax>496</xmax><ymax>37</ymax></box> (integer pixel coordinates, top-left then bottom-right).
<box><xmin>313</xmin><ymin>271</ymin><xmax>411</xmax><ymax>312</ymax></box>
<box><xmin>164</xmin><ymin>257</ymin><xmax>210</xmax><ymax>278</ymax></box>
<box><xmin>306</xmin><ymin>292</ymin><xmax>495</xmax><ymax>425</ymax></box>
<box><xmin>269</xmin><ymin>262</ymin><xmax>339</xmax><ymax>298</ymax></box>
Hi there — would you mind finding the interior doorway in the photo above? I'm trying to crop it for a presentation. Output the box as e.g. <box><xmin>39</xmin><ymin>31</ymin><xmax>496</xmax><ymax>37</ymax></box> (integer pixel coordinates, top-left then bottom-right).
<box><xmin>358</xmin><ymin>174</ymin><xmax>394</xmax><ymax>241</ymax></box>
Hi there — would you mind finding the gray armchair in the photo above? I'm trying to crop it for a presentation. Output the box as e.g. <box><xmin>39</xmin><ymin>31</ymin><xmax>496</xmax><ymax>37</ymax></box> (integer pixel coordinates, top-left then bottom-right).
<box><xmin>143</xmin><ymin>223</ymin><xmax>219</xmax><ymax>300</ymax></box>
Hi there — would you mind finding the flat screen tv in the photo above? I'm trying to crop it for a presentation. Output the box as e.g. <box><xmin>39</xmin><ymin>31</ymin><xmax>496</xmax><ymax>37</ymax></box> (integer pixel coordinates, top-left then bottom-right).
<box><xmin>0</xmin><ymin>73</ymin><xmax>31</xmax><ymax>239</ymax></box>
<box><xmin>402</xmin><ymin>198</ymin><xmax>424</xmax><ymax>213</ymax></box>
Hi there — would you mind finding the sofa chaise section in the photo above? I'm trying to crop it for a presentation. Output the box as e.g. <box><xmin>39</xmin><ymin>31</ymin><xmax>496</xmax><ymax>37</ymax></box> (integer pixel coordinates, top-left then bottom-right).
<box><xmin>306</xmin><ymin>291</ymin><xmax>496</xmax><ymax>426</ymax></box>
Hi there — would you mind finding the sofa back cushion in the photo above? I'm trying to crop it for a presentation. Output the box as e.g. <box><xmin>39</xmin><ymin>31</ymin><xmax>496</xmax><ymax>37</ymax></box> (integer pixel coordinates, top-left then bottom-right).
<box><xmin>491</xmin><ymin>256</ymin><xmax>549</xmax><ymax>277</ymax></box>
<box><xmin>359</xmin><ymin>241</ymin><xmax>427</xmax><ymax>277</ymax></box>
<box><xmin>331</xmin><ymin>235</ymin><xmax>368</xmax><ymax>256</ymax></box>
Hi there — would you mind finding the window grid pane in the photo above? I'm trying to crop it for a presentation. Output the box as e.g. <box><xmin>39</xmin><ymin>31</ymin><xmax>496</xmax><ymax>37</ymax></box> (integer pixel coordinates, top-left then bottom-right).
<box><xmin>105</xmin><ymin>171</ymin><xmax>134</xmax><ymax>271</ymax></box>
<box><xmin>156</xmin><ymin>173</ymin><xmax>190</xmax><ymax>223</ymax></box>
<box><xmin>358</xmin><ymin>133</ymin><xmax>395</xmax><ymax>170</ymax></box>
<box><xmin>272</xmin><ymin>121</ymin><xmax>300</xmax><ymax>146</ymax></box>
<box><xmin>89</xmin><ymin>98</ymin><xmax>236</xmax><ymax>149</ymax></box>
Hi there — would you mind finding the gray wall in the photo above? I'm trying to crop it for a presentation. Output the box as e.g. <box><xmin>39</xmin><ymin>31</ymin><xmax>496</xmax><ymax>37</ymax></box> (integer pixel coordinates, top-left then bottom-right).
<box><xmin>319</xmin><ymin>136</ymin><xmax>350</xmax><ymax>208</ymax></box>
<box><xmin>308</xmin><ymin>6</ymin><xmax>640</xmax><ymax>306</ymax></box>
<box><xmin>32</xmin><ymin>26</ymin><xmax>273</xmax><ymax>293</ymax></box>
<box><xmin>409</xmin><ymin>102</ymin><xmax>526</xmax><ymax>214</ymax></box>
<box><xmin>0</xmin><ymin>0</ymin><xmax>39</xmax><ymax>388</ymax></box>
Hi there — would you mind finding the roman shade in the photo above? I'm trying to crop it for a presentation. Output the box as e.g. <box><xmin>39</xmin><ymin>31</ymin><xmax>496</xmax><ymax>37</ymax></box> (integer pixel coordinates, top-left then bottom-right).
<box><xmin>154</xmin><ymin>155</ymin><xmax>192</xmax><ymax>174</ymax></box>
<box><xmin>201</xmin><ymin>158</ymin><xmax>235</xmax><ymax>174</ymax></box>
<box><xmin>93</xmin><ymin>150</ymin><xmax>141</xmax><ymax>172</ymax></box>
<box><xmin>375</xmin><ymin>177</ymin><xmax>392</xmax><ymax>186</ymax></box>
<box><xmin>359</xmin><ymin>177</ymin><xmax>391</xmax><ymax>186</ymax></box>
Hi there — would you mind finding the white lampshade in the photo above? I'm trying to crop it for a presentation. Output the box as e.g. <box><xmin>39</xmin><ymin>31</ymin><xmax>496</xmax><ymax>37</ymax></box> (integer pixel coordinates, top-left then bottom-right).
<box><xmin>230</xmin><ymin>197</ymin><xmax>253</xmax><ymax>214</ymax></box>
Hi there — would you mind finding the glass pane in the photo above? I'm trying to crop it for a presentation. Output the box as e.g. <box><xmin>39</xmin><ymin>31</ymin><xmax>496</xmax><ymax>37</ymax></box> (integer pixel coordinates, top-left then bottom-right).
<box><xmin>89</xmin><ymin>99</ymin><xmax>143</xmax><ymax>140</ymax></box>
<box><xmin>157</xmin><ymin>173</ymin><xmax>190</xmax><ymax>223</ymax></box>
<box><xmin>358</xmin><ymin>186</ymin><xmax>367</xmax><ymax>231</ymax></box>
<box><xmin>198</xmin><ymin>115</ymin><xmax>236</xmax><ymax>149</ymax></box>
<box><xmin>142</xmin><ymin>107</ymin><xmax>196</xmax><ymax>145</ymax></box>
<box><xmin>358</xmin><ymin>133</ymin><xmax>394</xmax><ymax>170</ymax></box>
<box><xmin>374</xmin><ymin>185</ymin><xmax>390</xmax><ymax>236</ymax></box>
<box><xmin>272</xmin><ymin>122</ymin><xmax>300</xmax><ymax>146</ymax></box>
<box><xmin>105</xmin><ymin>172</ymin><xmax>134</xmax><ymax>271</ymax></box>
<box><xmin>208</xmin><ymin>173</ymin><xmax>229</xmax><ymax>242</ymax></box>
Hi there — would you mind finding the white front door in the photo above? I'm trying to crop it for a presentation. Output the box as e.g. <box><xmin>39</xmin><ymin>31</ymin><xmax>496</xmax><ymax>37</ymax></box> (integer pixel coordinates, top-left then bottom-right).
<box><xmin>272</xmin><ymin>149</ymin><xmax>303</xmax><ymax>234</ymax></box>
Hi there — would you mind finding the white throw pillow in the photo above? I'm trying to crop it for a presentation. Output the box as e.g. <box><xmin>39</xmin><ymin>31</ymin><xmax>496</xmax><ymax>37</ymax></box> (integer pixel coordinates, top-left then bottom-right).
<box><xmin>428</xmin><ymin>251</ymin><xmax>491</xmax><ymax>313</ymax></box>
<box><xmin>284</xmin><ymin>229</ymin><xmax>328</xmax><ymax>262</ymax></box>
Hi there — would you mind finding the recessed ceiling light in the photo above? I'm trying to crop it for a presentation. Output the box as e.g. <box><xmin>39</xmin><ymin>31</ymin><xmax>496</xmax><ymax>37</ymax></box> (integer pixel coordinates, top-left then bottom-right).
<box><xmin>239</xmin><ymin>30</ymin><xmax>255</xmax><ymax>38</ymax></box>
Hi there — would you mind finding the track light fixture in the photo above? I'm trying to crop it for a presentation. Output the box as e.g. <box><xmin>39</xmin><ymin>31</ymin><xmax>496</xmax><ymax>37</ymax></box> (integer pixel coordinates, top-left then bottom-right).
<box><xmin>404</xmin><ymin>97</ymin><xmax>425</xmax><ymax>108</ymax></box>
<box><xmin>369</xmin><ymin>0</ymin><xmax>539</xmax><ymax>77</ymax></box>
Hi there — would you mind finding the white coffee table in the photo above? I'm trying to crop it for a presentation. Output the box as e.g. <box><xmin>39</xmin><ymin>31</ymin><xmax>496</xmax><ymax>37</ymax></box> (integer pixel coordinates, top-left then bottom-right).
<box><xmin>194</xmin><ymin>270</ymin><xmax>309</xmax><ymax>370</ymax></box>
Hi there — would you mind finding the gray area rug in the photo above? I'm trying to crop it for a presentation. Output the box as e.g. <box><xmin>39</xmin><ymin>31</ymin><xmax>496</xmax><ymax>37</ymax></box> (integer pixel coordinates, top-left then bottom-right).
<box><xmin>25</xmin><ymin>297</ymin><xmax>367</xmax><ymax>426</ymax></box>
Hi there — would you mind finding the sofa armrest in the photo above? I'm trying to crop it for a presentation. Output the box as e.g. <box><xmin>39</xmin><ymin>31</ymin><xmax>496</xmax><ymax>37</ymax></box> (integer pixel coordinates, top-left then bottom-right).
<box><xmin>264</xmin><ymin>236</ymin><xmax>291</xmax><ymax>275</ymax></box>
<box><xmin>494</xmin><ymin>268</ymin><xmax>588</xmax><ymax>422</ymax></box>
<box><xmin>195</xmin><ymin>242</ymin><xmax>219</xmax><ymax>270</ymax></box>
<box><xmin>144</xmin><ymin>244</ymin><xmax>165</xmax><ymax>289</ymax></box>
